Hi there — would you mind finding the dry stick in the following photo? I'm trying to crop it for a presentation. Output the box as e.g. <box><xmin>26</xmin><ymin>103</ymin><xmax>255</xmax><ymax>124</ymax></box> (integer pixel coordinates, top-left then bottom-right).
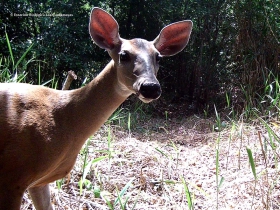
<box><xmin>257</xmin><ymin>131</ymin><xmax>271</xmax><ymax>210</ymax></box>
<box><xmin>238</xmin><ymin>120</ymin><xmax>243</xmax><ymax>170</ymax></box>
<box><xmin>62</xmin><ymin>70</ymin><xmax>77</xmax><ymax>90</ymax></box>
<box><xmin>258</xmin><ymin>130</ymin><xmax>267</xmax><ymax>166</ymax></box>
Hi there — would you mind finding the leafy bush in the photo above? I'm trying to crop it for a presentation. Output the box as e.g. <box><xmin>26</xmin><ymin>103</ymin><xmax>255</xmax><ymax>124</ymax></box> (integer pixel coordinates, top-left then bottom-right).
<box><xmin>1</xmin><ymin>0</ymin><xmax>279</xmax><ymax>117</ymax></box>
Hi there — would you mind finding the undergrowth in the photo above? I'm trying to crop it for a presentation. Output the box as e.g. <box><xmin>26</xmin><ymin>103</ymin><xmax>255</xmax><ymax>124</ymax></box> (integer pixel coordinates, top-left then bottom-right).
<box><xmin>1</xmin><ymin>31</ymin><xmax>57</xmax><ymax>87</ymax></box>
<box><xmin>2</xmin><ymin>28</ymin><xmax>280</xmax><ymax>210</ymax></box>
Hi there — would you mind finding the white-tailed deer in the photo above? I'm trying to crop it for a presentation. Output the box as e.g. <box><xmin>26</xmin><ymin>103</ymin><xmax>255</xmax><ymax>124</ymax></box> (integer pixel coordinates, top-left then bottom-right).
<box><xmin>0</xmin><ymin>7</ymin><xmax>192</xmax><ymax>210</ymax></box>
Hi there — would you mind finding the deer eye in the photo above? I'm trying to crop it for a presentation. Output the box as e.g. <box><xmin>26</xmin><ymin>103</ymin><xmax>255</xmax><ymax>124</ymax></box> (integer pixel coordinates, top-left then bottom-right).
<box><xmin>156</xmin><ymin>53</ymin><xmax>162</xmax><ymax>63</ymax></box>
<box><xmin>119</xmin><ymin>51</ymin><xmax>130</xmax><ymax>61</ymax></box>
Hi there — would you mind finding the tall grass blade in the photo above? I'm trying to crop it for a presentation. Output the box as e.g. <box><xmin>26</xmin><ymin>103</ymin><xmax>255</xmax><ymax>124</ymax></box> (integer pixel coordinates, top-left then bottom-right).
<box><xmin>5</xmin><ymin>31</ymin><xmax>14</xmax><ymax>67</ymax></box>
<box><xmin>246</xmin><ymin>147</ymin><xmax>257</xmax><ymax>180</ymax></box>
<box><xmin>131</xmin><ymin>195</ymin><xmax>139</xmax><ymax>210</ymax></box>
<box><xmin>107</xmin><ymin>108</ymin><xmax>124</xmax><ymax>125</ymax></box>
<box><xmin>38</xmin><ymin>62</ymin><xmax>41</xmax><ymax>85</ymax></box>
<box><xmin>155</xmin><ymin>147</ymin><xmax>169</xmax><ymax>158</ymax></box>
<box><xmin>128</xmin><ymin>112</ymin><xmax>131</xmax><ymax>135</ymax></box>
<box><xmin>246</xmin><ymin>147</ymin><xmax>257</xmax><ymax>209</ymax></box>
<box><xmin>257</xmin><ymin>116</ymin><xmax>280</xmax><ymax>145</ymax></box>
<box><xmin>114</xmin><ymin>178</ymin><xmax>134</xmax><ymax>207</ymax></box>
<box><xmin>102</xmin><ymin>195</ymin><xmax>113</xmax><ymax>210</ymax></box>
<box><xmin>218</xmin><ymin>177</ymin><xmax>224</xmax><ymax>189</ymax></box>
<box><xmin>181</xmin><ymin>176</ymin><xmax>194</xmax><ymax>210</ymax></box>
<box><xmin>79</xmin><ymin>155</ymin><xmax>109</xmax><ymax>194</ymax></box>
<box><xmin>14</xmin><ymin>43</ymin><xmax>34</xmax><ymax>71</ymax></box>
<box><xmin>226</xmin><ymin>92</ymin><xmax>230</xmax><ymax>107</ymax></box>
<box><xmin>41</xmin><ymin>79</ymin><xmax>54</xmax><ymax>87</ymax></box>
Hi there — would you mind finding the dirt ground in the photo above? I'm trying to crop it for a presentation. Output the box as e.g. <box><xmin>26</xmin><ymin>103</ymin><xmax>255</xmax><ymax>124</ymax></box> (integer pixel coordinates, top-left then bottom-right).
<box><xmin>21</xmin><ymin>115</ymin><xmax>280</xmax><ymax>210</ymax></box>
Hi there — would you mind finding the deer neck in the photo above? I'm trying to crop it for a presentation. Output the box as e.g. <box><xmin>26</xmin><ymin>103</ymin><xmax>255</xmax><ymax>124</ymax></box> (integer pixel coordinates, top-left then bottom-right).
<box><xmin>61</xmin><ymin>60</ymin><xmax>130</xmax><ymax>143</ymax></box>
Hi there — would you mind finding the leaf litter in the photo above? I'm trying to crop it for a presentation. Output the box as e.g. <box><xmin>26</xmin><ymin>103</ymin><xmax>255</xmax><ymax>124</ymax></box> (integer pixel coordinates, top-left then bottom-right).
<box><xmin>21</xmin><ymin>115</ymin><xmax>280</xmax><ymax>209</ymax></box>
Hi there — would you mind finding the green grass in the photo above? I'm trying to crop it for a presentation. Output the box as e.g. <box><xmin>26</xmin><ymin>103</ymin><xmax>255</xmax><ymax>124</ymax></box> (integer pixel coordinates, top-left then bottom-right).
<box><xmin>181</xmin><ymin>176</ymin><xmax>194</xmax><ymax>210</ymax></box>
<box><xmin>1</xmin><ymin>31</ymin><xmax>32</xmax><ymax>83</ymax></box>
<box><xmin>1</xmin><ymin>31</ymin><xmax>58</xmax><ymax>87</ymax></box>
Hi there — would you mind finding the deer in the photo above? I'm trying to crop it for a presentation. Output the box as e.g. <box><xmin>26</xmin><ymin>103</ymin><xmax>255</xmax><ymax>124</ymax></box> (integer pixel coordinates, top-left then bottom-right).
<box><xmin>0</xmin><ymin>7</ymin><xmax>192</xmax><ymax>210</ymax></box>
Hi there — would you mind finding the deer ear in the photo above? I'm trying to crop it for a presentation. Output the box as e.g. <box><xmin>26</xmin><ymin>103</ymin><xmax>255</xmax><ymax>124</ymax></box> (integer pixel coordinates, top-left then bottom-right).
<box><xmin>153</xmin><ymin>20</ymin><xmax>193</xmax><ymax>56</ymax></box>
<box><xmin>89</xmin><ymin>8</ymin><xmax>121</xmax><ymax>50</ymax></box>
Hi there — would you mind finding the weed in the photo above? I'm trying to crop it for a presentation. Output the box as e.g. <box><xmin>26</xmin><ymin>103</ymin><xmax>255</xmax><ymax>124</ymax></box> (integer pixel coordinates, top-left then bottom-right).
<box><xmin>181</xmin><ymin>176</ymin><xmax>194</xmax><ymax>210</ymax></box>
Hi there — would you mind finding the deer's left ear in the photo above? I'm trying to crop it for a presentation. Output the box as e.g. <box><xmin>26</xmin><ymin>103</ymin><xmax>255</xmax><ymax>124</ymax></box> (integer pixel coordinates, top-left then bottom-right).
<box><xmin>153</xmin><ymin>20</ymin><xmax>193</xmax><ymax>56</ymax></box>
<box><xmin>89</xmin><ymin>7</ymin><xmax>121</xmax><ymax>50</ymax></box>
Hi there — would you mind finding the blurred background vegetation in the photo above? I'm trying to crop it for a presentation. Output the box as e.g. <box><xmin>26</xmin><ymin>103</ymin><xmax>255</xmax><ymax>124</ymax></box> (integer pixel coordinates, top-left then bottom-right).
<box><xmin>1</xmin><ymin>0</ymin><xmax>279</xmax><ymax>118</ymax></box>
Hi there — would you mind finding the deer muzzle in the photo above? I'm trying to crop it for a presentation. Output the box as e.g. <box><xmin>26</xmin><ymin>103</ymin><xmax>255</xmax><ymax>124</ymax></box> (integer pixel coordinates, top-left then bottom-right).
<box><xmin>134</xmin><ymin>77</ymin><xmax>162</xmax><ymax>103</ymax></box>
<box><xmin>139</xmin><ymin>82</ymin><xmax>161</xmax><ymax>100</ymax></box>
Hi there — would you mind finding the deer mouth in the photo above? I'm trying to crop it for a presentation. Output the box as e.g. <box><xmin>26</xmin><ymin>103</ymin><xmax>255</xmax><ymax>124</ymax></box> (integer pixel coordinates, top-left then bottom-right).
<box><xmin>137</xmin><ymin>94</ymin><xmax>155</xmax><ymax>103</ymax></box>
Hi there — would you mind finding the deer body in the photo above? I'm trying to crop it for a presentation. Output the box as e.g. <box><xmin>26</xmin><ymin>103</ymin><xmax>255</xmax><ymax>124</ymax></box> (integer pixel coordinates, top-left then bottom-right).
<box><xmin>0</xmin><ymin>8</ymin><xmax>192</xmax><ymax>210</ymax></box>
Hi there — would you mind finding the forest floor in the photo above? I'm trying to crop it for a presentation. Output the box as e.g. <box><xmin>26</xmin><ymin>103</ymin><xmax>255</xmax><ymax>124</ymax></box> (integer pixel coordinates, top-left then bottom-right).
<box><xmin>21</xmin><ymin>110</ymin><xmax>280</xmax><ymax>210</ymax></box>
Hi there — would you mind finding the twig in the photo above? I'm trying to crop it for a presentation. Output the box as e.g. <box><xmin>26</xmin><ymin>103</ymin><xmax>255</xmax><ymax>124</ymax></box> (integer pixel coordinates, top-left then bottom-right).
<box><xmin>62</xmin><ymin>70</ymin><xmax>77</xmax><ymax>90</ymax></box>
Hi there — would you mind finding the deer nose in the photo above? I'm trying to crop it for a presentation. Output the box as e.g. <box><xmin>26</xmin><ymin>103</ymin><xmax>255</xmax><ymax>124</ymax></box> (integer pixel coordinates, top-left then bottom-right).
<box><xmin>139</xmin><ymin>83</ymin><xmax>162</xmax><ymax>99</ymax></box>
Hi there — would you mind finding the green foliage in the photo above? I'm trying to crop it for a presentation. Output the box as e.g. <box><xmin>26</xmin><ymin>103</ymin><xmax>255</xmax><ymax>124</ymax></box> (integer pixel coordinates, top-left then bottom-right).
<box><xmin>114</xmin><ymin>99</ymin><xmax>154</xmax><ymax>132</ymax></box>
<box><xmin>114</xmin><ymin>178</ymin><xmax>135</xmax><ymax>210</ymax></box>
<box><xmin>106</xmin><ymin>108</ymin><xmax>125</xmax><ymax>125</ymax></box>
<box><xmin>1</xmin><ymin>0</ymin><xmax>279</xmax><ymax>116</ymax></box>
<box><xmin>1</xmin><ymin>0</ymin><xmax>103</xmax><ymax>88</ymax></box>
<box><xmin>0</xmin><ymin>31</ymin><xmax>32</xmax><ymax>83</ymax></box>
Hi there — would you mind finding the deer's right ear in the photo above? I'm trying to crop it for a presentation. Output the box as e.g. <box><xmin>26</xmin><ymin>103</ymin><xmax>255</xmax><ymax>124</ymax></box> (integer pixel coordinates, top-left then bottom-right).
<box><xmin>89</xmin><ymin>7</ymin><xmax>121</xmax><ymax>50</ymax></box>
